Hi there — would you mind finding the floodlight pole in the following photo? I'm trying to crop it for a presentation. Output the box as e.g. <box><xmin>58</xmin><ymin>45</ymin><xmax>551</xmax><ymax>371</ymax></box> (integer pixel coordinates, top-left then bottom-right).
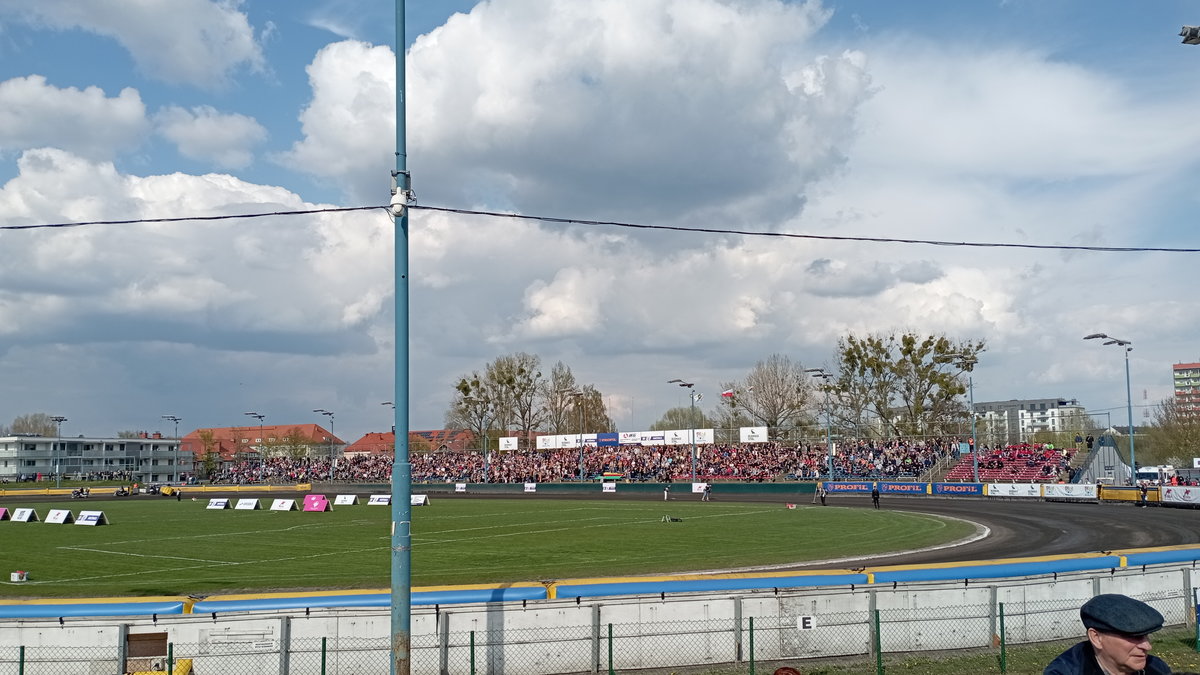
<box><xmin>667</xmin><ymin>379</ymin><xmax>698</xmax><ymax>481</ymax></box>
<box><xmin>162</xmin><ymin>415</ymin><xmax>182</xmax><ymax>482</ymax></box>
<box><xmin>805</xmin><ymin>370</ymin><xmax>835</xmax><ymax>479</ymax></box>
<box><xmin>1084</xmin><ymin>334</ymin><xmax>1136</xmax><ymax>484</ymax></box>
<box><xmin>50</xmin><ymin>415</ymin><xmax>67</xmax><ymax>488</ymax></box>
<box><xmin>314</xmin><ymin>409</ymin><xmax>335</xmax><ymax>482</ymax></box>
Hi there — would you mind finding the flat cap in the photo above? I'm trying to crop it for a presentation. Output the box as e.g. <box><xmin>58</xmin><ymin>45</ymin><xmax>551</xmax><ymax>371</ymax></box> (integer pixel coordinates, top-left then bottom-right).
<box><xmin>1080</xmin><ymin>594</ymin><xmax>1164</xmax><ymax>636</ymax></box>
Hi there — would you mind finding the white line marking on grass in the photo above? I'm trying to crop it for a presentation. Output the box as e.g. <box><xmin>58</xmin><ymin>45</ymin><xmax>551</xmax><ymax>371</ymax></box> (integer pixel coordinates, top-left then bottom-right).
<box><xmin>86</xmin><ymin>522</ymin><xmax>347</xmax><ymax>547</ymax></box>
<box><xmin>58</xmin><ymin>547</ymin><xmax>232</xmax><ymax>564</ymax></box>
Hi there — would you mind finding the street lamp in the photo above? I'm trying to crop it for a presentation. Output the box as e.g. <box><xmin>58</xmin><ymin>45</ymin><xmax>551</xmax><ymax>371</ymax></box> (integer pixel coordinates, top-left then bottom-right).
<box><xmin>564</xmin><ymin>390</ymin><xmax>586</xmax><ymax>482</ymax></box>
<box><xmin>49</xmin><ymin>415</ymin><xmax>67</xmax><ymax>488</ymax></box>
<box><xmin>667</xmin><ymin>379</ymin><xmax>699</xmax><ymax>482</ymax></box>
<box><xmin>313</xmin><ymin>409</ymin><xmax>336</xmax><ymax>483</ymax></box>
<box><xmin>1183</xmin><ymin>25</ymin><xmax>1200</xmax><ymax>45</ymax></box>
<box><xmin>162</xmin><ymin>415</ymin><xmax>182</xmax><ymax>483</ymax></box>
<box><xmin>934</xmin><ymin>354</ymin><xmax>979</xmax><ymax>483</ymax></box>
<box><xmin>382</xmin><ymin>401</ymin><xmax>396</xmax><ymax>433</ymax></box>
<box><xmin>462</xmin><ymin>396</ymin><xmax>492</xmax><ymax>482</ymax></box>
<box><xmin>805</xmin><ymin>369</ymin><xmax>835</xmax><ymax>480</ymax></box>
<box><xmin>1084</xmin><ymin>333</ymin><xmax>1136</xmax><ymax>484</ymax></box>
<box><xmin>244</xmin><ymin>412</ymin><xmax>265</xmax><ymax>469</ymax></box>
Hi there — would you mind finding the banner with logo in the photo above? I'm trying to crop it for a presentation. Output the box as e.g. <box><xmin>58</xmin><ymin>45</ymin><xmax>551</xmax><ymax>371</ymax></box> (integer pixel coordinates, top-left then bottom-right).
<box><xmin>536</xmin><ymin>435</ymin><xmax>556</xmax><ymax>450</ymax></box>
<box><xmin>1043</xmin><ymin>484</ymin><xmax>1098</xmax><ymax>499</ymax></box>
<box><xmin>619</xmin><ymin>432</ymin><xmax>640</xmax><ymax>445</ymax></box>
<box><xmin>824</xmin><ymin>481</ymin><xmax>873</xmax><ymax>493</ymax></box>
<box><xmin>987</xmin><ymin>483</ymin><xmax>1041</xmax><ymax>498</ymax></box>
<box><xmin>879</xmin><ymin>482</ymin><xmax>929</xmax><ymax>495</ymax></box>
<box><xmin>499</xmin><ymin>437</ymin><xmax>518</xmax><ymax>451</ymax></box>
<box><xmin>740</xmin><ymin>426</ymin><xmax>768</xmax><ymax>443</ymax></box>
<box><xmin>597</xmin><ymin>433</ymin><xmax>619</xmax><ymax>447</ymax></box>
<box><xmin>933</xmin><ymin>483</ymin><xmax>983</xmax><ymax>495</ymax></box>
<box><xmin>1162</xmin><ymin>486</ymin><xmax>1200</xmax><ymax>504</ymax></box>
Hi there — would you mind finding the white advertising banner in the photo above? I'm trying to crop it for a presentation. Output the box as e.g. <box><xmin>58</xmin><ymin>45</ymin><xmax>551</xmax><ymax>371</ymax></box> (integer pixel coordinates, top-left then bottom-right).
<box><xmin>367</xmin><ymin>495</ymin><xmax>391</xmax><ymax>505</ymax></box>
<box><xmin>639</xmin><ymin>432</ymin><xmax>666</xmax><ymax>446</ymax></box>
<box><xmin>454</xmin><ymin>483</ymin><xmax>467</xmax><ymax>493</ymax></box>
<box><xmin>11</xmin><ymin>508</ymin><xmax>38</xmax><ymax>522</ymax></box>
<box><xmin>411</xmin><ymin>495</ymin><xmax>430</xmax><ymax>506</ymax></box>
<box><xmin>75</xmin><ymin>510</ymin><xmax>108</xmax><ymax>526</ymax></box>
<box><xmin>523</xmin><ymin>482</ymin><xmax>537</xmax><ymax>493</ymax></box>
<box><xmin>740</xmin><ymin>426</ymin><xmax>769</xmax><ymax>443</ymax></box>
<box><xmin>691</xmin><ymin>482</ymin><xmax>708</xmax><ymax>493</ymax></box>
<box><xmin>1042</xmin><ymin>484</ymin><xmax>1098</xmax><ymax>499</ymax></box>
<box><xmin>45</xmin><ymin>509</ymin><xmax>74</xmax><ymax>524</ymax></box>
<box><xmin>559</xmin><ymin>434</ymin><xmax>580</xmax><ymax>449</ymax></box>
<box><xmin>333</xmin><ymin>494</ymin><xmax>358</xmax><ymax>505</ymax></box>
<box><xmin>206</xmin><ymin>498</ymin><xmax>230</xmax><ymax>510</ymax></box>
<box><xmin>602</xmin><ymin>482</ymin><xmax>616</xmax><ymax>493</ymax></box>
<box><xmin>665</xmin><ymin>430</ymin><xmax>690</xmax><ymax>446</ymax></box>
<box><xmin>1162</xmin><ymin>486</ymin><xmax>1200</xmax><ymax>504</ymax></box>
<box><xmin>987</xmin><ymin>483</ymin><xmax>1042</xmax><ymax>498</ymax></box>
<box><xmin>536</xmin><ymin>435</ymin><xmax>556</xmax><ymax>450</ymax></box>
<box><xmin>270</xmin><ymin>499</ymin><xmax>297</xmax><ymax>511</ymax></box>
<box><xmin>694</xmin><ymin>429</ymin><xmax>714</xmax><ymax>444</ymax></box>
<box><xmin>234</xmin><ymin>498</ymin><xmax>261</xmax><ymax>510</ymax></box>
<box><xmin>500</xmin><ymin>437</ymin><xmax>518</xmax><ymax>451</ymax></box>
<box><xmin>619</xmin><ymin>432</ymin><xmax>641</xmax><ymax>445</ymax></box>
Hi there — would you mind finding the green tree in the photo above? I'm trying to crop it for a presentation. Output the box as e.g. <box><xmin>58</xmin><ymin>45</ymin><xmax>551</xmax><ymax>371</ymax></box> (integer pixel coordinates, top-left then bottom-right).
<box><xmin>1141</xmin><ymin>397</ymin><xmax>1200</xmax><ymax>466</ymax></box>
<box><xmin>197</xmin><ymin>429</ymin><xmax>219</xmax><ymax>478</ymax></box>
<box><xmin>832</xmin><ymin>333</ymin><xmax>986</xmax><ymax>437</ymax></box>
<box><xmin>489</xmin><ymin>352</ymin><xmax>545</xmax><ymax>448</ymax></box>
<box><xmin>567</xmin><ymin>385</ymin><xmax>616</xmax><ymax>434</ymax></box>
<box><xmin>727</xmin><ymin>354</ymin><xmax>816</xmax><ymax>435</ymax></box>
<box><xmin>651</xmin><ymin>405</ymin><xmax>717</xmax><ymax>432</ymax></box>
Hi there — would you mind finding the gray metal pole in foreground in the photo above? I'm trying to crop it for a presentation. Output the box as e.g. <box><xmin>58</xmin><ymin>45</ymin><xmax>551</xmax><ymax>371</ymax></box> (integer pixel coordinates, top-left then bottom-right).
<box><xmin>162</xmin><ymin>415</ymin><xmax>182</xmax><ymax>482</ymax></box>
<box><xmin>392</xmin><ymin>1</ymin><xmax>412</xmax><ymax>672</ymax></box>
<box><xmin>1084</xmin><ymin>333</ymin><xmax>1135</xmax><ymax>484</ymax></box>
<box><xmin>50</xmin><ymin>415</ymin><xmax>67</xmax><ymax>488</ymax></box>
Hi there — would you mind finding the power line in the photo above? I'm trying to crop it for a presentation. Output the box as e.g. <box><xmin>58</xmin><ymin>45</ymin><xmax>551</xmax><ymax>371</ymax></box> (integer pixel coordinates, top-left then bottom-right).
<box><xmin>0</xmin><ymin>205</ymin><xmax>389</xmax><ymax>231</ymax></box>
<box><xmin>5</xmin><ymin>201</ymin><xmax>1200</xmax><ymax>255</ymax></box>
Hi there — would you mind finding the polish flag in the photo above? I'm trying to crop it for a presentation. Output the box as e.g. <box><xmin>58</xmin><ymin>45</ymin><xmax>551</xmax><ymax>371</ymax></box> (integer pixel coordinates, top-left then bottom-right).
<box><xmin>721</xmin><ymin>389</ymin><xmax>735</xmax><ymax>397</ymax></box>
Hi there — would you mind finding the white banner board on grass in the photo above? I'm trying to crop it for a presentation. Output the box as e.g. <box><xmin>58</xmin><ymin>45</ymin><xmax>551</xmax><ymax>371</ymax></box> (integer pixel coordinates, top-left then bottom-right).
<box><xmin>1162</xmin><ymin>486</ymin><xmax>1200</xmax><ymax>504</ymax></box>
<box><xmin>411</xmin><ymin>495</ymin><xmax>430</xmax><ymax>506</ymax></box>
<box><xmin>1043</xmin><ymin>484</ymin><xmax>1098</xmax><ymax>499</ymax></box>
<box><xmin>367</xmin><ymin>495</ymin><xmax>391</xmax><ymax>505</ymax></box>
<box><xmin>987</xmin><ymin>483</ymin><xmax>1041</xmax><ymax>498</ymax></box>
<box><xmin>333</xmin><ymin>494</ymin><xmax>358</xmax><ymax>505</ymax></box>
<box><xmin>235</xmin><ymin>498</ymin><xmax>261</xmax><ymax>510</ymax></box>
<box><xmin>75</xmin><ymin>510</ymin><xmax>108</xmax><ymax>525</ymax></box>
<box><xmin>11</xmin><ymin>508</ymin><xmax>37</xmax><ymax>522</ymax></box>
<box><xmin>206</xmin><ymin>498</ymin><xmax>231</xmax><ymax>510</ymax></box>
<box><xmin>270</xmin><ymin>499</ymin><xmax>297</xmax><ymax>511</ymax></box>
<box><xmin>45</xmin><ymin>509</ymin><xmax>74</xmax><ymax>524</ymax></box>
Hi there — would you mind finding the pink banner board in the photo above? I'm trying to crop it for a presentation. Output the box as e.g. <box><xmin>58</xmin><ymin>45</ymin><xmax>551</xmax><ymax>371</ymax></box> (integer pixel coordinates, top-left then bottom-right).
<box><xmin>303</xmin><ymin>494</ymin><xmax>332</xmax><ymax>512</ymax></box>
<box><xmin>0</xmin><ymin>508</ymin><xmax>8</xmax><ymax>521</ymax></box>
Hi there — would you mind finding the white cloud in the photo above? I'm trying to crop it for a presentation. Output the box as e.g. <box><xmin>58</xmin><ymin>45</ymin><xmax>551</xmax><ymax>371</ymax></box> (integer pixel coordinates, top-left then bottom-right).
<box><xmin>0</xmin><ymin>76</ymin><xmax>147</xmax><ymax>160</ymax></box>
<box><xmin>155</xmin><ymin>105</ymin><xmax>267</xmax><ymax>169</ymax></box>
<box><xmin>0</xmin><ymin>0</ymin><xmax>263</xmax><ymax>89</ymax></box>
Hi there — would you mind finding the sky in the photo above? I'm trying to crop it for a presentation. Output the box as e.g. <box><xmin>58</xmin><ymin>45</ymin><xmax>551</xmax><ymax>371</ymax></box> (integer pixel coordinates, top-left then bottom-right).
<box><xmin>1</xmin><ymin>0</ymin><xmax>1199</xmax><ymax>444</ymax></box>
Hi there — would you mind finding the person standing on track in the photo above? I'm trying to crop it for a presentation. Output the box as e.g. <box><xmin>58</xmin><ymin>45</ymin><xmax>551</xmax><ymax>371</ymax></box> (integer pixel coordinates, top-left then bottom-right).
<box><xmin>819</xmin><ymin>485</ymin><xmax>828</xmax><ymax>506</ymax></box>
<box><xmin>701</xmin><ymin>483</ymin><xmax>711</xmax><ymax>501</ymax></box>
<box><xmin>871</xmin><ymin>483</ymin><xmax>880</xmax><ymax>509</ymax></box>
<box><xmin>663</xmin><ymin>484</ymin><xmax>670</xmax><ymax>501</ymax></box>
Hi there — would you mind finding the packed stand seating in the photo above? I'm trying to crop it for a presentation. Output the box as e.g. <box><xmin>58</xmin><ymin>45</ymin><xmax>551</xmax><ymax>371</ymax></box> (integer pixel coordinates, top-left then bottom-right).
<box><xmin>828</xmin><ymin>438</ymin><xmax>954</xmax><ymax>479</ymax></box>
<box><xmin>943</xmin><ymin>443</ymin><xmax>1076</xmax><ymax>483</ymax></box>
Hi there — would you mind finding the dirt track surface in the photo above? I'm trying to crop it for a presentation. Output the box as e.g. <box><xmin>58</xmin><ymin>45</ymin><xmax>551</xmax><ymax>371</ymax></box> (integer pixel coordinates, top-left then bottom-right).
<box><xmin>11</xmin><ymin>487</ymin><xmax>1199</xmax><ymax>568</ymax></box>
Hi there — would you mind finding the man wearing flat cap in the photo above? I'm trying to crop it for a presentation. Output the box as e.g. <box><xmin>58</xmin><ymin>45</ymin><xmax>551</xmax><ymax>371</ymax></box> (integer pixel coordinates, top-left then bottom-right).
<box><xmin>1044</xmin><ymin>594</ymin><xmax>1170</xmax><ymax>674</ymax></box>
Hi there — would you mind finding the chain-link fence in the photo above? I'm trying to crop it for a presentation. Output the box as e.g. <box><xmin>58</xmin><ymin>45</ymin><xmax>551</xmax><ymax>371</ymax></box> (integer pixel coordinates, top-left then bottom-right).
<box><xmin>1</xmin><ymin>589</ymin><xmax>1194</xmax><ymax>674</ymax></box>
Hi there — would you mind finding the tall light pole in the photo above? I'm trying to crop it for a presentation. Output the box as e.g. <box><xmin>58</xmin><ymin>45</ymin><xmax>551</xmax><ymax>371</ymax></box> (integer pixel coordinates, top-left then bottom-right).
<box><xmin>805</xmin><ymin>369</ymin><xmax>835</xmax><ymax>480</ymax></box>
<box><xmin>382</xmin><ymin>401</ymin><xmax>396</xmax><ymax>433</ymax></box>
<box><xmin>934</xmin><ymin>354</ymin><xmax>979</xmax><ymax>483</ymax></box>
<box><xmin>162</xmin><ymin>415</ymin><xmax>182</xmax><ymax>482</ymax></box>
<box><xmin>49</xmin><ymin>415</ymin><xmax>67</xmax><ymax>488</ymax></box>
<box><xmin>667</xmin><ymin>379</ymin><xmax>698</xmax><ymax>481</ymax></box>
<box><xmin>565</xmin><ymin>390</ymin><xmax>585</xmax><ymax>481</ymax></box>
<box><xmin>314</xmin><ymin>409</ymin><xmax>336</xmax><ymax>483</ymax></box>
<box><xmin>244</xmin><ymin>412</ymin><xmax>265</xmax><ymax>469</ymax></box>
<box><xmin>463</xmin><ymin>396</ymin><xmax>492</xmax><ymax>482</ymax></box>
<box><xmin>1084</xmin><ymin>333</ymin><xmax>1136</xmax><ymax>484</ymax></box>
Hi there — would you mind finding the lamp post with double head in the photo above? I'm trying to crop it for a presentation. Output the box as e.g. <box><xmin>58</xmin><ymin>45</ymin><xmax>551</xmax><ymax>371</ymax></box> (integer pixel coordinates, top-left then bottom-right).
<box><xmin>162</xmin><ymin>415</ymin><xmax>182</xmax><ymax>482</ymax></box>
<box><xmin>244</xmin><ymin>412</ymin><xmax>265</xmax><ymax>472</ymax></box>
<box><xmin>804</xmin><ymin>369</ymin><xmax>835</xmax><ymax>480</ymax></box>
<box><xmin>1084</xmin><ymin>333</ymin><xmax>1136</xmax><ymax>484</ymax></box>
<box><xmin>667</xmin><ymin>379</ymin><xmax>699</xmax><ymax>481</ymax></box>
<box><xmin>49</xmin><ymin>415</ymin><xmax>67</xmax><ymax>488</ymax></box>
<box><xmin>566</xmin><ymin>391</ymin><xmax>586</xmax><ymax>481</ymax></box>
<box><xmin>933</xmin><ymin>354</ymin><xmax>979</xmax><ymax>483</ymax></box>
<box><xmin>313</xmin><ymin>409</ymin><xmax>335</xmax><ymax>483</ymax></box>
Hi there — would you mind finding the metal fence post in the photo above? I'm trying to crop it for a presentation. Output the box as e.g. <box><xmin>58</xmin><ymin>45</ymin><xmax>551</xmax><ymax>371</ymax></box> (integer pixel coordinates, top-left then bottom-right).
<box><xmin>607</xmin><ymin>623</ymin><xmax>614</xmax><ymax>675</ymax></box>
<box><xmin>873</xmin><ymin>609</ymin><xmax>883</xmax><ymax>675</ymax></box>
<box><xmin>592</xmin><ymin>603</ymin><xmax>601</xmax><ymax>673</ymax></box>
<box><xmin>438</xmin><ymin>611</ymin><xmax>450</xmax><ymax>675</ymax></box>
<box><xmin>470</xmin><ymin>631</ymin><xmax>476</xmax><ymax>675</ymax></box>
<box><xmin>1194</xmin><ymin>588</ymin><xmax>1199</xmax><ymax>653</ymax></box>
<box><xmin>117</xmin><ymin>623</ymin><xmax>129</xmax><ymax>674</ymax></box>
<box><xmin>1184</xmin><ymin>569</ymin><xmax>1194</xmax><ymax>630</ymax></box>
<box><xmin>999</xmin><ymin>602</ymin><xmax>1007</xmax><ymax>674</ymax></box>
<box><xmin>167</xmin><ymin>642</ymin><xmax>173</xmax><ymax>675</ymax></box>
<box><xmin>280</xmin><ymin>615</ymin><xmax>291</xmax><ymax>675</ymax></box>
<box><xmin>734</xmin><ymin>597</ymin><xmax>743</xmax><ymax>662</ymax></box>
<box><xmin>988</xmin><ymin>585</ymin><xmax>998</xmax><ymax>649</ymax></box>
<box><xmin>321</xmin><ymin>637</ymin><xmax>327</xmax><ymax>675</ymax></box>
<box><xmin>19</xmin><ymin>646</ymin><xmax>24</xmax><ymax>675</ymax></box>
<box><xmin>749</xmin><ymin>616</ymin><xmax>755</xmax><ymax>675</ymax></box>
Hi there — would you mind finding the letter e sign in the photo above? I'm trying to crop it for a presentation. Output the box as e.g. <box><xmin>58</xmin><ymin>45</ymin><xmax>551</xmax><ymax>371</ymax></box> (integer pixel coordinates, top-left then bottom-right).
<box><xmin>796</xmin><ymin>616</ymin><xmax>815</xmax><ymax>630</ymax></box>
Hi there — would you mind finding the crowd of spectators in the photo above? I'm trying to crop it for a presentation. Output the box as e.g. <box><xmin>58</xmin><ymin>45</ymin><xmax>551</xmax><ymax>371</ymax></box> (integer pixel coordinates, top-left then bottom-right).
<box><xmin>203</xmin><ymin>437</ymin><xmax>963</xmax><ymax>484</ymax></box>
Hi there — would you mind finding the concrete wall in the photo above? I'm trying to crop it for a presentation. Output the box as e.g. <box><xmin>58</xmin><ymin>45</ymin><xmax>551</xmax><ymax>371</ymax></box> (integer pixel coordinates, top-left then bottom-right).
<box><xmin>3</xmin><ymin>563</ymin><xmax>1195</xmax><ymax>675</ymax></box>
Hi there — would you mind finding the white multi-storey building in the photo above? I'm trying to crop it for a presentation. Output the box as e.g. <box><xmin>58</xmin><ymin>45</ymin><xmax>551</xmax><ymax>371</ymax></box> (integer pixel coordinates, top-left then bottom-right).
<box><xmin>973</xmin><ymin>398</ymin><xmax>1088</xmax><ymax>445</ymax></box>
<box><xmin>0</xmin><ymin>432</ymin><xmax>185</xmax><ymax>484</ymax></box>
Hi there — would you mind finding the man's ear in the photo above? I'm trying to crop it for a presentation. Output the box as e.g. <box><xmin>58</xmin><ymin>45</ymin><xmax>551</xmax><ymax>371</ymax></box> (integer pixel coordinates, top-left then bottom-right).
<box><xmin>1086</xmin><ymin>628</ymin><xmax>1104</xmax><ymax>650</ymax></box>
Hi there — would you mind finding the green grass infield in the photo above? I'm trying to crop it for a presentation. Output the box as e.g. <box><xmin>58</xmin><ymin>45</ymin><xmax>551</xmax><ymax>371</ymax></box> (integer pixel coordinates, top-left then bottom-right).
<box><xmin>0</xmin><ymin>498</ymin><xmax>977</xmax><ymax>598</ymax></box>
